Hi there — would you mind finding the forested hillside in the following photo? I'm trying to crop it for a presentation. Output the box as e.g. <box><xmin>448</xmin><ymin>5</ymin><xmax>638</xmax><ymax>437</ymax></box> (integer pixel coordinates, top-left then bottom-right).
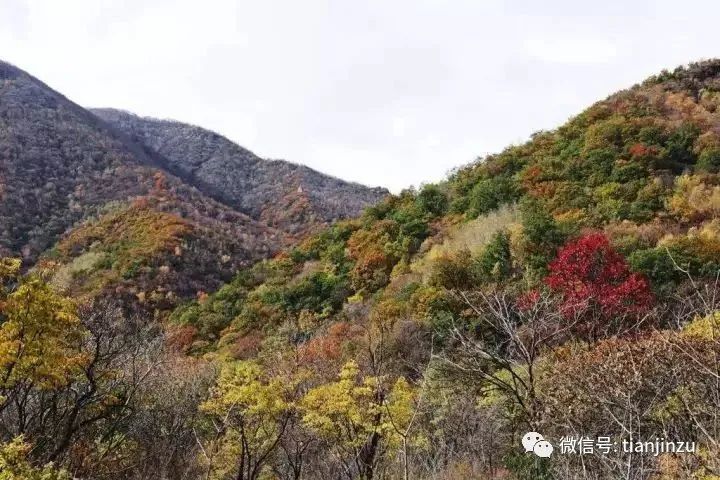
<box><xmin>0</xmin><ymin>60</ymin><xmax>385</xmax><ymax>318</ymax></box>
<box><xmin>3</xmin><ymin>60</ymin><xmax>720</xmax><ymax>479</ymax></box>
<box><xmin>92</xmin><ymin>108</ymin><xmax>388</xmax><ymax>236</ymax></box>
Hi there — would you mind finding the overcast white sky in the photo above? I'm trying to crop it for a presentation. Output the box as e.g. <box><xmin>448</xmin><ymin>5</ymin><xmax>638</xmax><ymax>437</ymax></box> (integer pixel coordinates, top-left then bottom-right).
<box><xmin>2</xmin><ymin>0</ymin><xmax>719</xmax><ymax>192</ymax></box>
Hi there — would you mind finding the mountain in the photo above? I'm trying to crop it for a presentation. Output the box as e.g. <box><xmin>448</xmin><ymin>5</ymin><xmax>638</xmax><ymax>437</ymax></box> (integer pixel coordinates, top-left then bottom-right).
<box><xmin>0</xmin><ymin>61</ymin><xmax>278</xmax><ymax>255</ymax></box>
<box><xmin>0</xmin><ymin>60</ymin><xmax>384</xmax><ymax>310</ymax></box>
<box><xmin>162</xmin><ymin>60</ymin><xmax>720</xmax><ymax>478</ymax></box>
<box><xmin>5</xmin><ymin>57</ymin><xmax>720</xmax><ymax>480</ymax></box>
<box><xmin>91</xmin><ymin>108</ymin><xmax>389</xmax><ymax>235</ymax></box>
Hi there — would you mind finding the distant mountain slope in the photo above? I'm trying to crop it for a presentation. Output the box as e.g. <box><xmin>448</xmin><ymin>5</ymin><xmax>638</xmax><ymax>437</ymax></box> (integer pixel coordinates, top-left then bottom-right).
<box><xmin>0</xmin><ymin>59</ymin><xmax>389</xmax><ymax>310</ymax></box>
<box><xmin>0</xmin><ymin>60</ymin><xmax>156</xmax><ymax>258</ymax></box>
<box><xmin>91</xmin><ymin>108</ymin><xmax>389</xmax><ymax>235</ymax></box>
<box><xmin>0</xmin><ymin>60</ymin><xmax>286</xmax><ymax>306</ymax></box>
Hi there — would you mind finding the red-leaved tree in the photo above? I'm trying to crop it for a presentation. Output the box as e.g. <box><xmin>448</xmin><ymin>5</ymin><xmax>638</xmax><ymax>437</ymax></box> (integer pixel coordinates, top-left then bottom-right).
<box><xmin>545</xmin><ymin>232</ymin><xmax>654</xmax><ymax>326</ymax></box>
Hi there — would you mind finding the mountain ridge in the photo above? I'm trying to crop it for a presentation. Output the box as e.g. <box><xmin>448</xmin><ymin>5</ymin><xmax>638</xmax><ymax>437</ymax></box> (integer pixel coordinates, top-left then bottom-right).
<box><xmin>91</xmin><ymin>108</ymin><xmax>389</xmax><ymax>235</ymax></box>
<box><xmin>0</xmin><ymin>59</ymin><xmax>386</xmax><ymax>311</ymax></box>
<box><xmin>3</xmin><ymin>57</ymin><xmax>720</xmax><ymax>479</ymax></box>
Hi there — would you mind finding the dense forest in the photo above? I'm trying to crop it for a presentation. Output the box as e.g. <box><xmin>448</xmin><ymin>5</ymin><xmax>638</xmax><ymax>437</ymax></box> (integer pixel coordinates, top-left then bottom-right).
<box><xmin>3</xmin><ymin>60</ymin><xmax>720</xmax><ymax>479</ymax></box>
<box><xmin>91</xmin><ymin>108</ymin><xmax>388</xmax><ymax>236</ymax></box>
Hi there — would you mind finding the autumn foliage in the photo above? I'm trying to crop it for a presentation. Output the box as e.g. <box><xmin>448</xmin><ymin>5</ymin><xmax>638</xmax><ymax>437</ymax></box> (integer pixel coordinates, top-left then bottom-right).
<box><xmin>9</xmin><ymin>59</ymin><xmax>720</xmax><ymax>479</ymax></box>
<box><xmin>546</xmin><ymin>232</ymin><xmax>654</xmax><ymax>318</ymax></box>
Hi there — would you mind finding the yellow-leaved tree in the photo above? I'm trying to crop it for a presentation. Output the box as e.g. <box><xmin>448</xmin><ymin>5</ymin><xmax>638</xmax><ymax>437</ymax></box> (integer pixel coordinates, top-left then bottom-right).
<box><xmin>381</xmin><ymin>377</ymin><xmax>422</xmax><ymax>480</ymax></box>
<box><xmin>0</xmin><ymin>258</ymin><xmax>87</xmax><ymax>397</ymax></box>
<box><xmin>0</xmin><ymin>437</ymin><xmax>69</xmax><ymax>480</ymax></box>
<box><xmin>300</xmin><ymin>361</ymin><xmax>418</xmax><ymax>480</ymax></box>
<box><xmin>0</xmin><ymin>258</ymin><xmax>86</xmax><ymax>478</ymax></box>
<box><xmin>198</xmin><ymin>360</ymin><xmax>295</xmax><ymax>480</ymax></box>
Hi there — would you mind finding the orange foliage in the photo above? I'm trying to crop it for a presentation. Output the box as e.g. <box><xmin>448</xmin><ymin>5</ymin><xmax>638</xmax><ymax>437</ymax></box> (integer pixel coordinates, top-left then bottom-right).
<box><xmin>347</xmin><ymin>220</ymin><xmax>400</xmax><ymax>290</ymax></box>
<box><xmin>153</xmin><ymin>172</ymin><xmax>168</xmax><ymax>192</ymax></box>
<box><xmin>165</xmin><ymin>324</ymin><xmax>198</xmax><ymax>353</ymax></box>
<box><xmin>520</xmin><ymin>165</ymin><xmax>543</xmax><ymax>189</ymax></box>
<box><xmin>230</xmin><ymin>332</ymin><xmax>264</xmax><ymax>360</ymax></box>
<box><xmin>662</xmin><ymin>91</ymin><xmax>713</xmax><ymax>126</ymax></box>
<box><xmin>628</xmin><ymin>142</ymin><xmax>658</xmax><ymax>159</ymax></box>
<box><xmin>298</xmin><ymin>322</ymin><xmax>365</xmax><ymax>370</ymax></box>
<box><xmin>58</xmin><ymin>204</ymin><xmax>191</xmax><ymax>271</ymax></box>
